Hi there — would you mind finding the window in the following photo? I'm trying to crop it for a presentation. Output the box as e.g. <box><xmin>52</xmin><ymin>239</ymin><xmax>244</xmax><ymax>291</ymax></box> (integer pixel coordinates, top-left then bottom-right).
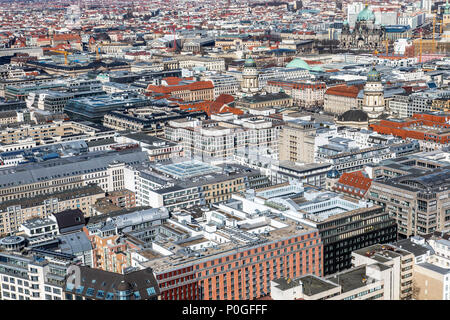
<box><xmin>147</xmin><ymin>287</ymin><xmax>156</xmax><ymax>296</ymax></box>
<box><xmin>96</xmin><ymin>290</ymin><xmax>105</xmax><ymax>299</ymax></box>
<box><xmin>105</xmin><ymin>292</ymin><xmax>115</xmax><ymax>300</ymax></box>
<box><xmin>86</xmin><ymin>288</ymin><xmax>95</xmax><ymax>297</ymax></box>
<box><xmin>133</xmin><ymin>291</ymin><xmax>141</xmax><ymax>300</ymax></box>
<box><xmin>75</xmin><ymin>286</ymin><xmax>84</xmax><ymax>294</ymax></box>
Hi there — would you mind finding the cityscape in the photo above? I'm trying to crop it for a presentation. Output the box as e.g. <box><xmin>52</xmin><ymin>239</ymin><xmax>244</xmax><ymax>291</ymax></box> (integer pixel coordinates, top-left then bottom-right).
<box><xmin>0</xmin><ymin>0</ymin><xmax>448</xmax><ymax>304</ymax></box>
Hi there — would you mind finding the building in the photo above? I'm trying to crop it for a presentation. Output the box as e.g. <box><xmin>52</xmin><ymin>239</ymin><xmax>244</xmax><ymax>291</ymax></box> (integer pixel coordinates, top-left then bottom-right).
<box><xmin>116</xmin><ymin>133</ymin><xmax>183</xmax><ymax>162</ymax></box>
<box><xmin>352</xmin><ymin>243</ymin><xmax>415</xmax><ymax>300</ymax></box>
<box><xmin>64</xmin><ymin>266</ymin><xmax>160</xmax><ymax>300</ymax></box>
<box><xmin>203</xmin><ymin>74</ymin><xmax>240</xmax><ymax>98</ymax></box>
<box><xmin>323</xmin><ymin>84</ymin><xmax>361</xmax><ymax>115</ymax></box>
<box><xmin>129</xmin><ymin>161</ymin><xmax>270</xmax><ymax>211</ymax></box>
<box><xmin>65</xmin><ymin>92</ymin><xmax>153</xmax><ymax>122</ymax></box>
<box><xmin>164</xmin><ymin>115</ymin><xmax>283</xmax><ymax>163</ymax></box>
<box><xmin>103</xmin><ymin>107</ymin><xmax>207</xmax><ymax>133</ymax></box>
<box><xmin>367</xmin><ymin>159</ymin><xmax>450</xmax><ymax>238</ymax></box>
<box><xmin>0</xmin><ymin>185</ymin><xmax>104</xmax><ymax>235</ymax></box>
<box><xmin>0</xmin><ymin>246</ymin><xmax>75</xmax><ymax>300</ymax></box>
<box><xmin>370</xmin><ymin>113</ymin><xmax>450</xmax><ymax>151</ymax></box>
<box><xmin>296</xmin><ymin>191</ymin><xmax>398</xmax><ymax>275</ymax></box>
<box><xmin>134</xmin><ymin>198</ymin><xmax>323</xmax><ymax>300</ymax></box>
<box><xmin>236</xmin><ymin>92</ymin><xmax>293</xmax><ymax>110</ymax></box>
<box><xmin>270</xmin><ymin>264</ymin><xmax>392</xmax><ymax>300</ymax></box>
<box><xmin>265</xmin><ymin>80</ymin><xmax>326</xmax><ymax>107</ymax></box>
<box><xmin>332</xmin><ymin>171</ymin><xmax>372</xmax><ymax>199</ymax></box>
<box><xmin>0</xmin><ymin>149</ymin><xmax>149</xmax><ymax>203</ymax></box>
<box><xmin>241</xmin><ymin>56</ymin><xmax>259</xmax><ymax>95</ymax></box>
<box><xmin>146</xmin><ymin>78</ymin><xmax>214</xmax><ymax>102</ymax></box>
<box><xmin>85</xmin><ymin>207</ymin><xmax>169</xmax><ymax>273</ymax></box>
<box><xmin>413</xmin><ymin>263</ymin><xmax>450</xmax><ymax>300</ymax></box>
<box><xmin>270</xmin><ymin>161</ymin><xmax>332</xmax><ymax>188</ymax></box>
<box><xmin>340</xmin><ymin>5</ymin><xmax>386</xmax><ymax>51</ymax></box>
<box><xmin>0</xmin><ymin>120</ymin><xmax>114</xmax><ymax>146</ymax></box>
<box><xmin>279</xmin><ymin>120</ymin><xmax>316</xmax><ymax>164</ymax></box>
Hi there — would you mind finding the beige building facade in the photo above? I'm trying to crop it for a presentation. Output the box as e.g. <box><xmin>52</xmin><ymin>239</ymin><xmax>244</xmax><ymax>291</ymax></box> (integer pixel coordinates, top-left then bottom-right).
<box><xmin>279</xmin><ymin>121</ymin><xmax>316</xmax><ymax>164</ymax></box>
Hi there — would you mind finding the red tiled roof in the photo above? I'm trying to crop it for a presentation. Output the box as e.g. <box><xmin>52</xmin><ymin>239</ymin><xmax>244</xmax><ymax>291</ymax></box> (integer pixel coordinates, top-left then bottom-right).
<box><xmin>325</xmin><ymin>84</ymin><xmax>362</xmax><ymax>98</ymax></box>
<box><xmin>333</xmin><ymin>171</ymin><xmax>372</xmax><ymax>198</ymax></box>
<box><xmin>53</xmin><ymin>34</ymin><xmax>81</xmax><ymax>41</ymax></box>
<box><xmin>147</xmin><ymin>80</ymin><xmax>213</xmax><ymax>94</ymax></box>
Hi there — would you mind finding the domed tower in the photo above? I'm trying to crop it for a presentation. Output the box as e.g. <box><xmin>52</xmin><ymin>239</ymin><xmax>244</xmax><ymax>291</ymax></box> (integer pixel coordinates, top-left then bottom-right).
<box><xmin>340</xmin><ymin>4</ymin><xmax>384</xmax><ymax>50</ymax></box>
<box><xmin>444</xmin><ymin>0</ymin><xmax>450</xmax><ymax>25</ymax></box>
<box><xmin>326</xmin><ymin>168</ymin><xmax>341</xmax><ymax>191</ymax></box>
<box><xmin>362</xmin><ymin>66</ymin><xmax>385</xmax><ymax>119</ymax></box>
<box><xmin>241</xmin><ymin>56</ymin><xmax>259</xmax><ymax>94</ymax></box>
<box><xmin>356</xmin><ymin>4</ymin><xmax>376</xmax><ymax>24</ymax></box>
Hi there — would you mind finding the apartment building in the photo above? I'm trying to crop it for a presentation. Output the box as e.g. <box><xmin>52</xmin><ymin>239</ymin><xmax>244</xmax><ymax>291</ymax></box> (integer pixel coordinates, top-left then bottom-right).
<box><xmin>203</xmin><ymin>74</ymin><xmax>240</xmax><ymax>98</ymax></box>
<box><xmin>270</xmin><ymin>264</ymin><xmax>392</xmax><ymax>300</ymax></box>
<box><xmin>0</xmin><ymin>120</ymin><xmax>115</xmax><ymax>145</ymax></box>
<box><xmin>129</xmin><ymin>161</ymin><xmax>270</xmax><ymax>211</ymax></box>
<box><xmin>236</xmin><ymin>92</ymin><xmax>293</xmax><ymax>110</ymax></box>
<box><xmin>64</xmin><ymin>266</ymin><xmax>160</xmax><ymax>300</ymax></box>
<box><xmin>352</xmin><ymin>244</ymin><xmax>415</xmax><ymax>300</ymax></box>
<box><xmin>296</xmin><ymin>191</ymin><xmax>398</xmax><ymax>275</ymax></box>
<box><xmin>318</xmin><ymin>141</ymin><xmax>420</xmax><ymax>173</ymax></box>
<box><xmin>175</xmin><ymin>56</ymin><xmax>225</xmax><ymax>72</ymax></box>
<box><xmin>146</xmin><ymin>78</ymin><xmax>214</xmax><ymax>102</ymax></box>
<box><xmin>103</xmin><ymin>107</ymin><xmax>207</xmax><ymax>133</ymax></box>
<box><xmin>323</xmin><ymin>84</ymin><xmax>361</xmax><ymax>115</ymax></box>
<box><xmin>266</xmin><ymin>80</ymin><xmax>326</xmax><ymax>107</ymax></box>
<box><xmin>85</xmin><ymin>207</ymin><xmax>169</xmax><ymax>273</ymax></box>
<box><xmin>367</xmin><ymin>164</ymin><xmax>450</xmax><ymax>239</ymax></box>
<box><xmin>370</xmin><ymin>113</ymin><xmax>450</xmax><ymax>151</ymax></box>
<box><xmin>0</xmin><ymin>150</ymin><xmax>149</xmax><ymax>203</ymax></box>
<box><xmin>0</xmin><ymin>185</ymin><xmax>104</xmax><ymax>235</ymax></box>
<box><xmin>165</xmin><ymin>115</ymin><xmax>283</xmax><ymax>163</ymax></box>
<box><xmin>279</xmin><ymin>120</ymin><xmax>316</xmax><ymax>164</ymax></box>
<box><xmin>128</xmin><ymin>198</ymin><xmax>323</xmax><ymax>300</ymax></box>
<box><xmin>0</xmin><ymin>247</ymin><xmax>74</xmax><ymax>300</ymax></box>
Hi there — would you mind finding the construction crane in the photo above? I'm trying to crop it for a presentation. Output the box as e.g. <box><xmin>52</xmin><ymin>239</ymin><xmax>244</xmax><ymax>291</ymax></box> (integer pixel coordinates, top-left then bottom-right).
<box><xmin>50</xmin><ymin>49</ymin><xmax>72</xmax><ymax>65</ymax></box>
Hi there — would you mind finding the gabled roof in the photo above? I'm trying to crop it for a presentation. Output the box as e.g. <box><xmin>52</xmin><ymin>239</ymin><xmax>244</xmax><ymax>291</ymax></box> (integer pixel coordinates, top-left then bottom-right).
<box><xmin>333</xmin><ymin>171</ymin><xmax>372</xmax><ymax>197</ymax></box>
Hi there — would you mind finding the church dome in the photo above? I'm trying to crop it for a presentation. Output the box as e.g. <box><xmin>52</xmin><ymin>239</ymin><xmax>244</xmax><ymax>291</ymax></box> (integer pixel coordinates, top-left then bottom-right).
<box><xmin>366</xmin><ymin>67</ymin><xmax>381</xmax><ymax>82</ymax></box>
<box><xmin>337</xmin><ymin>109</ymin><xmax>369</xmax><ymax>122</ymax></box>
<box><xmin>244</xmin><ymin>57</ymin><xmax>256</xmax><ymax>68</ymax></box>
<box><xmin>327</xmin><ymin>169</ymin><xmax>341</xmax><ymax>179</ymax></box>
<box><xmin>286</xmin><ymin>58</ymin><xmax>310</xmax><ymax>69</ymax></box>
<box><xmin>357</xmin><ymin>5</ymin><xmax>376</xmax><ymax>22</ymax></box>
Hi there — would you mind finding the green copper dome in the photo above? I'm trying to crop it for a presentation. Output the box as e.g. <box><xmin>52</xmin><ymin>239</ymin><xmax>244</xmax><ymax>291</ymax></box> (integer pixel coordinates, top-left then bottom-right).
<box><xmin>367</xmin><ymin>67</ymin><xmax>381</xmax><ymax>82</ymax></box>
<box><xmin>286</xmin><ymin>58</ymin><xmax>309</xmax><ymax>69</ymax></box>
<box><xmin>244</xmin><ymin>56</ymin><xmax>256</xmax><ymax>68</ymax></box>
<box><xmin>357</xmin><ymin>5</ymin><xmax>376</xmax><ymax>22</ymax></box>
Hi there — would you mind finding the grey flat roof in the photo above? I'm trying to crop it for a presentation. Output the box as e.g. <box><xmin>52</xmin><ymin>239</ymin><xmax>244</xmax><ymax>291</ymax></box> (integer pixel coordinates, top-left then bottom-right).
<box><xmin>58</xmin><ymin>231</ymin><xmax>92</xmax><ymax>255</ymax></box>
<box><xmin>393</xmin><ymin>239</ymin><xmax>432</xmax><ymax>257</ymax></box>
<box><xmin>0</xmin><ymin>150</ymin><xmax>148</xmax><ymax>188</ymax></box>
<box><xmin>416</xmin><ymin>262</ymin><xmax>450</xmax><ymax>275</ymax></box>
<box><xmin>298</xmin><ymin>274</ymin><xmax>339</xmax><ymax>296</ymax></box>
